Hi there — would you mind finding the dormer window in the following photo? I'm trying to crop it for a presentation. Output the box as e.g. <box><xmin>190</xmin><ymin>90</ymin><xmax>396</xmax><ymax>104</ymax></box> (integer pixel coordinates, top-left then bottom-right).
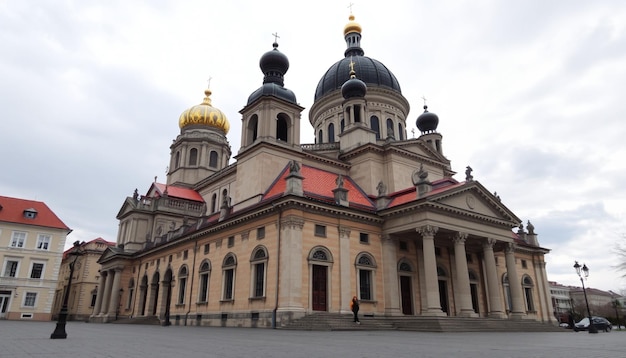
<box><xmin>23</xmin><ymin>208</ymin><xmax>38</xmax><ymax>219</ymax></box>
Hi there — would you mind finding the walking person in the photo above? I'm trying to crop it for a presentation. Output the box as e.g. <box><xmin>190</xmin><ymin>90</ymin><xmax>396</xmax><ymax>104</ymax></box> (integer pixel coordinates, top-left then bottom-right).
<box><xmin>350</xmin><ymin>296</ymin><xmax>360</xmax><ymax>324</ymax></box>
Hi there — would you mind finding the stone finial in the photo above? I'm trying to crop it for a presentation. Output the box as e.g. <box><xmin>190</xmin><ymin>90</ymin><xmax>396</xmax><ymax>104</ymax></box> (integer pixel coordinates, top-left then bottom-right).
<box><xmin>527</xmin><ymin>220</ymin><xmax>535</xmax><ymax>235</ymax></box>
<box><xmin>465</xmin><ymin>166</ymin><xmax>473</xmax><ymax>181</ymax></box>
<box><xmin>517</xmin><ymin>223</ymin><xmax>524</xmax><ymax>234</ymax></box>
<box><xmin>336</xmin><ymin>174</ymin><xmax>344</xmax><ymax>188</ymax></box>
<box><xmin>289</xmin><ymin>160</ymin><xmax>300</xmax><ymax>174</ymax></box>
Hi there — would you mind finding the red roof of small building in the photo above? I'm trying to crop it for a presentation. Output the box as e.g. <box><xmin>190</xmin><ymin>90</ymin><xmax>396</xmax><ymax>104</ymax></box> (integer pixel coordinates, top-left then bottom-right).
<box><xmin>263</xmin><ymin>165</ymin><xmax>375</xmax><ymax>210</ymax></box>
<box><xmin>0</xmin><ymin>195</ymin><xmax>70</xmax><ymax>231</ymax></box>
<box><xmin>386</xmin><ymin>178</ymin><xmax>464</xmax><ymax>208</ymax></box>
<box><xmin>151</xmin><ymin>183</ymin><xmax>204</xmax><ymax>202</ymax></box>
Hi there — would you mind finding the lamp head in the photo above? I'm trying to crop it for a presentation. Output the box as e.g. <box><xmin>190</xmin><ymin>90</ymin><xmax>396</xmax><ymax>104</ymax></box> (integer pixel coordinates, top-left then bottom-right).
<box><xmin>582</xmin><ymin>263</ymin><xmax>589</xmax><ymax>278</ymax></box>
<box><xmin>574</xmin><ymin>261</ymin><xmax>581</xmax><ymax>275</ymax></box>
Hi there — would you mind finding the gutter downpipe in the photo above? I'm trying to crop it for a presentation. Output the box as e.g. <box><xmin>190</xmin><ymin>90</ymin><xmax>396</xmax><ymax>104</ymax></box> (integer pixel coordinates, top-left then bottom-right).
<box><xmin>184</xmin><ymin>240</ymin><xmax>198</xmax><ymax>326</ymax></box>
<box><xmin>272</xmin><ymin>203</ymin><xmax>282</xmax><ymax>329</ymax></box>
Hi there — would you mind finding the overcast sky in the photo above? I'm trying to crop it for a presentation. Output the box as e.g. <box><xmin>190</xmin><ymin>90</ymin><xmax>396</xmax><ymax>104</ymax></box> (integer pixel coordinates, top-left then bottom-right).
<box><xmin>1</xmin><ymin>0</ymin><xmax>625</xmax><ymax>293</ymax></box>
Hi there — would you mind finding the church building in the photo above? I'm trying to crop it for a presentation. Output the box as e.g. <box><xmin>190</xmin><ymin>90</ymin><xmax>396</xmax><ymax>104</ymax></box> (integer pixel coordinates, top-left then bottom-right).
<box><xmin>93</xmin><ymin>14</ymin><xmax>556</xmax><ymax>328</ymax></box>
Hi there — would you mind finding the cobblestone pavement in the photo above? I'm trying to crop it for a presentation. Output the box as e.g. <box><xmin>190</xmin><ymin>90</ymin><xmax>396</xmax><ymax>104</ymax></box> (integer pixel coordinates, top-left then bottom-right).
<box><xmin>1</xmin><ymin>320</ymin><xmax>624</xmax><ymax>358</ymax></box>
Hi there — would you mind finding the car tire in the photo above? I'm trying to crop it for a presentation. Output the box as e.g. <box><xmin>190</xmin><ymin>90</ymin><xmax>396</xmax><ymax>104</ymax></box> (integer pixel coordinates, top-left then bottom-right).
<box><xmin>605</xmin><ymin>326</ymin><xmax>611</xmax><ymax>332</ymax></box>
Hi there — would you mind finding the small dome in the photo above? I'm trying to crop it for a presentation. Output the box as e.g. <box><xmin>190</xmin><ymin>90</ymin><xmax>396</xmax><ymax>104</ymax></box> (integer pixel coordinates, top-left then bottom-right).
<box><xmin>343</xmin><ymin>14</ymin><xmax>362</xmax><ymax>36</ymax></box>
<box><xmin>341</xmin><ymin>66</ymin><xmax>367</xmax><ymax>99</ymax></box>
<box><xmin>179</xmin><ymin>89</ymin><xmax>230</xmax><ymax>134</ymax></box>
<box><xmin>247</xmin><ymin>82</ymin><xmax>297</xmax><ymax>105</ymax></box>
<box><xmin>260</xmin><ymin>42</ymin><xmax>289</xmax><ymax>86</ymax></box>
<box><xmin>416</xmin><ymin>105</ymin><xmax>439</xmax><ymax>133</ymax></box>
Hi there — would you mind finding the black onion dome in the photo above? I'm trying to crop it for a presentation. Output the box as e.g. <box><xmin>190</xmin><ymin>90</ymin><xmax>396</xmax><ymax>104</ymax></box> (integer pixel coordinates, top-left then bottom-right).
<box><xmin>247</xmin><ymin>42</ymin><xmax>297</xmax><ymax>105</ymax></box>
<box><xmin>416</xmin><ymin>105</ymin><xmax>439</xmax><ymax>133</ymax></box>
<box><xmin>341</xmin><ymin>70</ymin><xmax>367</xmax><ymax>99</ymax></box>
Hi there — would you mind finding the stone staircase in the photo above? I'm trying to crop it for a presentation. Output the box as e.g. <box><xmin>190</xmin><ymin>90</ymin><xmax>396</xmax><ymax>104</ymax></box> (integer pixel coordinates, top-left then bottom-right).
<box><xmin>111</xmin><ymin>316</ymin><xmax>162</xmax><ymax>325</ymax></box>
<box><xmin>282</xmin><ymin>313</ymin><xmax>563</xmax><ymax>332</ymax></box>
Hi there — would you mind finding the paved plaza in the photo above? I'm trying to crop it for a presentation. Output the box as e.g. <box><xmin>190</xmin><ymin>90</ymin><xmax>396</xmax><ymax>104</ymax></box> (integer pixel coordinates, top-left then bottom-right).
<box><xmin>0</xmin><ymin>320</ymin><xmax>624</xmax><ymax>358</ymax></box>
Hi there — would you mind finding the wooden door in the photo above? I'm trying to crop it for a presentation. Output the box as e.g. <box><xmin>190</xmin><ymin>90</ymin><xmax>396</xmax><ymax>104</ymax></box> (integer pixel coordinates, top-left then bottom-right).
<box><xmin>312</xmin><ymin>265</ymin><xmax>327</xmax><ymax>311</ymax></box>
<box><xmin>400</xmin><ymin>276</ymin><xmax>413</xmax><ymax>315</ymax></box>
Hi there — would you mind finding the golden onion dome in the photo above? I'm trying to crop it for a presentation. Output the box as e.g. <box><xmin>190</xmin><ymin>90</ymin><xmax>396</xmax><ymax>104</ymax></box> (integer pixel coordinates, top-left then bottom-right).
<box><xmin>178</xmin><ymin>89</ymin><xmax>230</xmax><ymax>134</ymax></box>
<box><xmin>343</xmin><ymin>14</ymin><xmax>362</xmax><ymax>36</ymax></box>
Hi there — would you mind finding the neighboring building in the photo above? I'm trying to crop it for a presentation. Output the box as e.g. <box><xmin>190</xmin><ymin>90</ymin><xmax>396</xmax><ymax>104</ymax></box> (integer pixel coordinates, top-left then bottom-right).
<box><xmin>93</xmin><ymin>13</ymin><xmax>556</xmax><ymax>328</ymax></box>
<box><xmin>549</xmin><ymin>281</ymin><xmax>573</xmax><ymax>323</ymax></box>
<box><xmin>0</xmin><ymin>195</ymin><xmax>71</xmax><ymax>320</ymax></box>
<box><xmin>52</xmin><ymin>238</ymin><xmax>115</xmax><ymax>321</ymax></box>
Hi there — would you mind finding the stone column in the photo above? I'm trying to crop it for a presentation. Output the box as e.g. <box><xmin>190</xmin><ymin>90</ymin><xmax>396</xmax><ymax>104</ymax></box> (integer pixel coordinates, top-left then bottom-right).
<box><xmin>100</xmin><ymin>269</ymin><xmax>113</xmax><ymax>315</ymax></box>
<box><xmin>92</xmin><ymin>271</ymin><xmax>106</xmax><ymax>317</ymax></box>
<box><xmin>482</xmin><ymin>238</ymin><xmax>505</xmax><ymax>318</ymax></box>
<box><xmin>381</xmin><ymin>235</ymin><xmax>400</xmax><ymax>316</ymax></box>
<box><xmin>278</xmin><ymin>216</ymin><xmax>305</xmax><ymax>312</ymax></box>
<box><xmin>339</xmin><ymin>226</ymin><xmax>352</xmax><ymax>314</ymax></box>
<box><xmin>505</xmin><ymin>243</ymin><xmax>526</xmax><ymax>319</ymax></box>
<box><xmin>417</xmin><ymin>225</ymin><xmax>444</xmax><ymax>316</ymax></box>
<box><xmin>452</xmin><ymin>232</ymin><xmax>476</xmax><ymax>317</ymax></box>
<box><xmin>107</xmin><ymin>269</ymin><xmax>123</xmax><ymax>317</ymax></box>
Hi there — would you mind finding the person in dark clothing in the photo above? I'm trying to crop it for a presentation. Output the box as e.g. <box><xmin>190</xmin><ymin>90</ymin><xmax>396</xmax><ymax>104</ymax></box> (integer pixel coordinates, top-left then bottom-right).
<box><xmin>350</xmin><ymin>296</ymin><xmax>360</xmax><ymax>324</ymax></box>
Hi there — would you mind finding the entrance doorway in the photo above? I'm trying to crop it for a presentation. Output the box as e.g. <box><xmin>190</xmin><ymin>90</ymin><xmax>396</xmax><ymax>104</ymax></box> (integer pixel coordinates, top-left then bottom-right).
<box><xmin>0</xmin><ymin>291</ymin><xmax>11</xmax><ymax>319</ymax></box>
<box><xmin>400</xmin><ymin>276</ymin><xmax>413</xmax><ymax>315</ymax></box>
<box><xmin>312</xmin><ymin>265</ymin><xmax>327</xmax><ymax>311</ymax></box>
<box><xmin>438</xmin><ymin>280</ymin><xmax>449</xmax><ymax>315</ymax></box>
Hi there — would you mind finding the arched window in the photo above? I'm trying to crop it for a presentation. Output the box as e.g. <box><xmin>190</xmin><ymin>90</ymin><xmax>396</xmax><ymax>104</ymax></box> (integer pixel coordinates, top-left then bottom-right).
<box><xmin>503</xmin><ymin>274</ymin><xmax>512</xmax><ymax>311</ymax></box>
<box><xmin>522</xmin><ymin>275</ymin><xmax>534</xmax><ymax>312</ymax></box>
<box><xmin>126</xmin><ymin>278</ymin><xmax>135</xmax><ymax>310</ymax></box>
<box><xmin>222</xmin><ymin>254</ymin><xmax>237</xmax><ymax>300</ymax></box>
<box><xmin>248</xmin><ymin>114</ymin><xmax>259</xmax><ymax>145</ymax></box>
<box><xmin>328</xmin><ymin>123</ymin><xmax>335</xmax><ymax>143</ymax></box>
<box><xmin>276</xmin><ymin>114</ymin><xmax>288</xmax><ymax>141</ymax></box>
<box><xmin>370</xmin><ymin>116</ymin><xmax>380</xmax><ymax>140</ymax></box>
<box><xmin>398</xmin><ymin>123</ymin><xmax>404</xmax><ymax>140</ymax></box>
<box><xmin>318</xmin><ymin>129</ymin><xmax>323</xmax><ymax>144</ymax></box>
<box><xmin>209</xmin><ymin>151</ymin><xmax>218</xmax><ymax>168</ymax></box>
<box><xmin>188</xmin><ymin>148</ymin><xmax>198</xmax><ymax>166</ymax></box>
<box><xmin>178</xmin><ymin>266</ymin><xmax>188</xmax><ymax>304</ymax></box>
<box><xmin>250</xmin><ymin>246</ymin><xmax>268</xmax><ymax>298</ymax></box>
<box><xmin>386</xmin><ymin>118</ymin><xmax>395</xmax><ymax>139</ymax></box>
<box><xmin>174</xmin><ymin>151</ymin><xmax>180</xmax><ymax>169</ymax></box>
<box><xmin>198</xmin><ymin>260</ymin><xmax>211</xmax><ymax>303</ymax></box>
<box><xmin>398</xmin><ymin>262</ymin><xmax>412</xmax><ymax>272</ymax></box>
<box><xmin>211</xmin><ymin>193</ymin><xmax>217</xmax><ymax>213</ymax></box>
<box><xmin>355</xmin><ymin>253</ymin><xmax>377</xmax><ymax>301</ymax></box>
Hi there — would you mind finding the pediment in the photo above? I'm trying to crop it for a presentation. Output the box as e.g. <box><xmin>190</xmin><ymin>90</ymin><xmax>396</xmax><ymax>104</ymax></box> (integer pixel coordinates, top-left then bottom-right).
<box><xmin>116</xmin><ymin>197</ymin><xmax>138</xmax><ymax>219</ymax></box>
<box><xmin>97</xmin><ymin>246</ymin><xmax>132</xmax><ymax>265</ymax></box>
<box><xmin>429</xmin><ymin>182</ymin><xmax>519</xmax><ymax>225</ymax></box>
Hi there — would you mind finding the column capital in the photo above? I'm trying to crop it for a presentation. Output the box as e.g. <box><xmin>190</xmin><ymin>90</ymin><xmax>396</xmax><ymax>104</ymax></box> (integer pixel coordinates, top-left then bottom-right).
<box><xmin>281</xmin><ymin>216</ymin><xmax>305</xmax><ymax>230</ymax></box>
<box><xmin>338</xmin><ymin>225</ymin><xmax>351</xmax><ymax>238</ymax></box>
<box><xmin>482</xmin><ymin>238</ymin><xmax>497</xmax><ymax>249</ymax></box>
<box><xmin>452</xmin><ymin>232</ymin><xmax>468</xmax><ymax>244</ymax></box>
<box><xmin>505</xmin><ymin>242</ymin><xmax>516</xmax><ymax>253</ymax></box>
<box><xmin>416</xmin><ymin>225</ymin><xmax>438</xmax><ymax>237</ymax></box>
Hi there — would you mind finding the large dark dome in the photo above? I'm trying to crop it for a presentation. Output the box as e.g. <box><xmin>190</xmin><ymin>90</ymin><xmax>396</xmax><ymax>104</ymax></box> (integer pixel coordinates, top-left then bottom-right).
<box><xmin>247</xmin><ymin>42</ymin><xmax>297</xmax><ymax>105</ymax></box>
<box><xmin>315</xmin><ymin>56</ymin><xmax>401</xmax><ymax>101</ymax></box>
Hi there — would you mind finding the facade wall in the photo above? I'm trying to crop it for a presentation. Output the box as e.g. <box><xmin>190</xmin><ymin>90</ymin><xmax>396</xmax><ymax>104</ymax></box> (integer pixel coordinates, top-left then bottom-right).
<box><xmin>0</xmin><ymin>221</ymin><xmax>67</xmax><ymax>321</ymax></box>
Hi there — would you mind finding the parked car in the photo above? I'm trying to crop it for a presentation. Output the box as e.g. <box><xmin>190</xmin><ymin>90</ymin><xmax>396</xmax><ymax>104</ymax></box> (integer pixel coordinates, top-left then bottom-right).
<box><xmin>573</xmin><ymin>317</ymin><xmax>612</xmax><ymax>332</ymax></box>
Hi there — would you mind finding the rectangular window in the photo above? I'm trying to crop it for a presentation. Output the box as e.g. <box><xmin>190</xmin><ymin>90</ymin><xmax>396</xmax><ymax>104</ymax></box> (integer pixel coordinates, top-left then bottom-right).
<box><xmin>359</xmin><ymin>233</ymin><xmax>369</xmax><ymax>244</ymax></box>
<box><xmin>435</xmin><ymin>247</ymin><xmax>442</xmax><ymax>257</ymax></box>
<box><xmin>227</xmin><ymin>236</ymin><xmax>234</xmax><ymax>248</ymax></box>
<box><xmin>24</xmin><ymin>292</ymin><xmax>37</xmax><ymax>307</ymax></box>
<box><xmin>10</xmin><ymin>232</ymin><xmax>26</xmax><ymax>248</ymax></box>
<box><xmin>399</xmin><ymin>241</ymin><xmax>408</xmax><ymax>251</ymax></box>
<box><xmin>223</xmin><ymin>269</ymin><xmax>234</xmax><ymax>300</ymax></box>
<box><xmin>521</xmin><ymin>260</ymin><xmax>527</xmax><ymax>269</ymax></box>
<box><xmin>36</xmin><ymin>234</ymin><xmax>50</xmax><ymax>250</ymax></box>
<box><xmin>204</xmin><ymin>243</ymin><xmax>210</xmax><ymax>254</ymax></box>
<box><xmin>253</xmin><ymin>263</ymin><xmax>265</xmax><ymax>297</ymax></box>
<box><xmin>466</xmin><ymin>254</ymin><xmax>473</xmax><ymax>263</ymax></box>
<box><xmin>257</xmin><ymin>227</ymin><xmax>265</xmax><ymax>240</ymax></box>
<box><xmin>30</xmin><ymin>263</ymin><xmax>44</xmax><ymax>279</ymax></box>
<box><xmin>4</xmin><ymin>260</ymin><xmax>19</xmax><ymax>277</ymax></box>
<box><xmin>90</xmin><ymin>293</ymin><xmax>97</xmax><ymax>307</ymax></box>
<box><xmin>199</xmin><ymin>273</ymin><xmax>209</xmax><ymax>302</ymax></box>
<box><xmin>314</xmin><ymin>225</ymin><xmax>326</xmax><ymax>237</ymax></box>
<box><xmin>183</xmin><ymin>250</ymin><xmax>188</xmax><ymax>260</ymax></box>
<box><xmin>178</xmin><ymin>277</ymin><xmax>187</xmax><ymax>304</ymax></box>
<box><xmin>359</xmin><ymin>269</ymin><xmax>372</xmax><ymax>300</ymax></box>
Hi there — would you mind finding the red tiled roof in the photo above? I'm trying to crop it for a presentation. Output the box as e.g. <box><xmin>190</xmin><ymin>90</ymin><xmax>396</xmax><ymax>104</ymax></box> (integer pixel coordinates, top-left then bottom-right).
<box><xmin>263</xmin><ymin>165</ymin><xmax>375</xmax><ymax>209</ymax></box>
<box><xmin>62</xmin><ymin>237</ymin><xmax>116</xmax><ymax>259</ymax></box>
<box><xmin>152</xmin><ymin>183</ymin><xmax>204</xmax><ymax>202</ymax></box>
<box><xmin>0</xmin><ymin>195</ymin><xmax>70</xmax><ymax>231</ymax></box>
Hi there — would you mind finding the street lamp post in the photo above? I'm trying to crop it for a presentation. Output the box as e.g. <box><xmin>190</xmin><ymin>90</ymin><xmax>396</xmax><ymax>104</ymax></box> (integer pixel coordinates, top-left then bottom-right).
<box><xmin>51</xmin><ymin>241</ymin><xmax>83</xmax><ymax>339</ymax></box>
<box><xmin>573</xmin><ymin>261</ymin><xmax>598</xmax><ymax>334</ymax></box>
